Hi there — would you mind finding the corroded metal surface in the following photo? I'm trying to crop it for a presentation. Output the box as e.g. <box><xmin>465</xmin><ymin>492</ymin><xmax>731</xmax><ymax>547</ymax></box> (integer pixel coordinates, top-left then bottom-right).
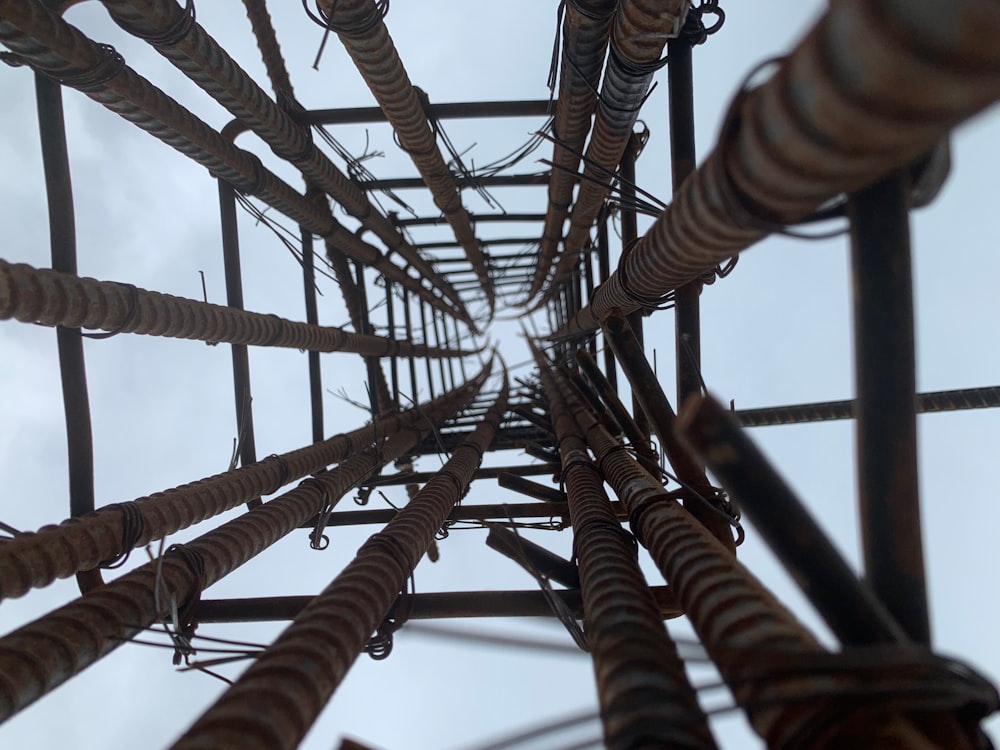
<box><xmin>0</xmin><ymin>364</ymin><xmax>489</xmax><ymax>721</ymax></box>
<box><xmin>0</xmin><ymin>364</ymin><xmax>489</xmax><ymax>601</ymax></box>
<box><xmin>555</xmin><ymin>0</ymin><xmax>1000</xmax><ymax>336</ymax></box>
<box><xmin>317</xmin><ymin>0</ymin><xmax>494</xmax><ymax>312</ymax></box>
<box><xmin>537</xmin><ymin>348</ymin><xmax>716</xmax><ymax>749</ymax></box>
<box><xmin>0</xmin><ymin>258</ymin><xmax>472</xmax><ymax>358</ymax></box>
<box><xmin>169</xmin><ymin>375</ymin><xmax>508</xmax><ymax>749</ymax></box>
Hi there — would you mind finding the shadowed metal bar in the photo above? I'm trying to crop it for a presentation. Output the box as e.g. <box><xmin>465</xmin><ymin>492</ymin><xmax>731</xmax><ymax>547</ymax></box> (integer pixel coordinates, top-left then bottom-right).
<box><xmin>849</xmin><ymin>173</ymin><xmax>928</xmax><ymax>643</ymax></box>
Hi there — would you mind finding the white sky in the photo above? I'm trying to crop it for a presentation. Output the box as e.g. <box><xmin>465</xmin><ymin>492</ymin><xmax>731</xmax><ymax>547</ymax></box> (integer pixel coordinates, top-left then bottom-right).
<box><xmin>2</xmin><ymin>1</ymin><xmax>999</xmax><ymax>748</ymax></box>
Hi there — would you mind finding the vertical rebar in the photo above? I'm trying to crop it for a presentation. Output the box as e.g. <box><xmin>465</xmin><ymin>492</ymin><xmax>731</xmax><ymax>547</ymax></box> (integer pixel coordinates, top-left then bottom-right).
<box><xmin>848</xmin><ymin>172</ymin><xmax>929</xmax><ymax>643</ymax></box>
<box><xmin>301</xmin><ymin>229</ymin><xmax>324</xmax><ymax>443</ymax></box>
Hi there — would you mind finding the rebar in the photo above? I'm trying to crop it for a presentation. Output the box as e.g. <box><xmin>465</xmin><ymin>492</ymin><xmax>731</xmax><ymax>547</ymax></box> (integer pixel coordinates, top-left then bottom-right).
<box><xmin>0</xmin><ymin>364</ymin><xmax>490</xmax><ymax>602</ymax></box>
<box><xmin>317</xmin><ymin>0</ymin><xmax>494</xmax><ymax>312</ymax></box>
<box><xmin>0</xmin><ymin>258</ymin><xmax>472</xmax><ymax>358</ymax></box>
<box><xmin>537</xmin><ymin>349</ymin><xmax>717</xmax><ymax>749</ymax></box>
<box><xmin>0</xmin><ymin>364</ymin><xmax>488</xmax><ymax>720</ymax></box>
<box><xmin>169</xmin><ymin>374</ymin><xmax>508</xmax><ymax>749</ymax></box>
<box><xmin>554</xmin><ymin>0</ymin><xmax>1000</xmax><ymax>336</ymax></box>
<box><xmin>100</xmin><ymin>0</ymin><xmax>469</xmax><ymax>314</ymax></box>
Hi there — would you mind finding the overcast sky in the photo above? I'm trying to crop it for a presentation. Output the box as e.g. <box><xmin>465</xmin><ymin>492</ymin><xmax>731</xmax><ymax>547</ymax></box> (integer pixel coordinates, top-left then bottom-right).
<box><xmin>2</xmin><ymin>1</ymin><xmax>999</xmax><ymax>748</ymax></box>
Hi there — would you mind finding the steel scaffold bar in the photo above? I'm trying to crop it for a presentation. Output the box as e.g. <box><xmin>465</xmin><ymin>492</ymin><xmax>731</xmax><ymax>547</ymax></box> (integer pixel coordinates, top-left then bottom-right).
<box><xmin>0</xmin><ymin>258</ymin><xmax>475</xmax><ymax>359</ymax></box>
<box><xmin>553</xmin><ymin>0</ymin><xmax>1000</xmax><ymax>337</ymax></box>
<box><xmin>536</xmin><ymin>348</ymin><xmax>717</xmax><ymax>749</ymax></box>
<box><xmin>316</xmin><ymin>0</ymin><xmax>495</xmax><ymax>313</ymax></box>
<box><xmin>0</xmin><ymin>363</ymin><xmax>491</xmax><ymax>602</ymax></box>
<box><xmin>0</xmin><ymin>363</ymin><xmax>491</xmax><ymax>721</ymax></box>
<box><xmin>0</xmin><ymin>0</ymin><xmax>467</xmax><ymax>325</ymax></box>
<box><xmin>100</xmin><ymin>0</ymin><xmax>469</xmax><ymax>315</ymax></box>
<box><xmin>170</xmin><ymin>374</ymin><xmax>509</xmax><ymax>750</ymax></box>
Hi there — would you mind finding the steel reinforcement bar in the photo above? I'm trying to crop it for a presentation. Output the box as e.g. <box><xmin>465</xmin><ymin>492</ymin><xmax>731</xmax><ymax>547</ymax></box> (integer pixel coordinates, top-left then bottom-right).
<box><xmin>558</xmin><ymin>366</ymin><xmax>938</xmax><ymax>748</ymax></box>
<box><xmin>316</xmin><ymin>0</ymin><xmax>494</xmax><ymax>312</ymax></box>
<box><xmin>734</xmin><ymin>385</ymin><xmax>1000</xmax><ymax>427</ymax></box>
<box><xmin>169</xmin><ymin>377</ymin><xmax>509</xmax><ymax>749</ymax></box>
<box><xmin>99</xmin><ymin>0</ymin><xmax>468</xmax><ymax>315</ymax></box>
<box><xmin>528</xmin><ymin>0</ymin><xmax>616</xmax><ymax>300</ymax></box>
<box><xmin>536</xmin><ymin>349</ymin><xmax>716</xmax><ymax>749</ymax></box>
<box><xmin>0</xmin><ymin>258</ymin><xmax>473</xmax><ymax>358</ymax></box>
<box><xmin>554</xmin><ymin>0</ymin><xmax>1000</xmax><ymax>336</ymax></box>
<box><xmin>543</xmin><ymin>0</ymin><xmax>686</xmax><ymax>299</ymax></box>
<box><xmin>0</xmin><ymin>362</ymin><xmax>490</xmax><ymax>722</ymax></box>
<box><xmin>0</xmin><ymin>0</ymin><xmax>464</xmax><ymax>323</ymax></box>
<box><xmin>0</xmin><ymin>362</ymin><xmax>489</xmax><ymax>602</ymax></box>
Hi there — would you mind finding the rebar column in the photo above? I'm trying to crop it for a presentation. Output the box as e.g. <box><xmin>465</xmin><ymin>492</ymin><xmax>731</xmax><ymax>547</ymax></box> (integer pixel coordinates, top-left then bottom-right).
<box><xmin>537</xmin><ymin>351</ymin><xmax>717</xmax><ymax>749</ymax></box>
<box><xmin>170</xmin><ymin>376</ymin><xmax>508</xmax><ymax>750</ymax></box>
<box><xmin>848</xmin><ymin>172</ymin><xmax>928</xmax><ymax>643</ymax></box>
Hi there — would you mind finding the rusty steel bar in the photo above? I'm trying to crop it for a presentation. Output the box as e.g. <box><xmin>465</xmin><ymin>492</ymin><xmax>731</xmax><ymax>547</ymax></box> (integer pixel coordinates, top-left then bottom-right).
<box><xmin>547</xmin><ymin>1</ymin><xmax>685</xmax><ymax>296</ymax></box>
<box><xmin>100</xmin><ymin>0</ymin><xmax>469</xmax><ymax>315</ymax></box>
<box><xmin>0</xmin><ymin>1</ymin><xmax>464</xmax><ymax>325</ymax></box>
<box><xmin>849</xmin><ymin>173</ymin><xmax>928</xmax><ymax>643</ymax></box>
<box><xmin>529</xmin><ymin>0</ymin><xmax>617</xmax><ymax>300</ymax></box>
<box><xmin>734</xmin><ymin>386</ymin><xmax>1000</xmax><ymax>427</ymax></box>
<box><xmin>0</xmin><ymin>366</ymin><xmax>489</xmax><ymax>721</ymax></box>
<box><xmin>170</xmin><ymin>377</ymin><xmax>509</xmax><ymax>750</ymax></box>
<box><xmin>679</xmin><ymin>395</ymin><xmax>906</xmax><ymax>645</ymax></box>
<box><xmin>0</xmin><ymin>363</ymin><xmax>490</xmax><ymax>602</ymax></box>
<box><xmin>396</xmin><ymin>212</ymin><xmax>545</xmax><ymax>227</ymax></box>
<box><xmin>601</xmin><ymin>310</ymin><xmax>735</xmax><ymax>551</ymax></box>
<box><xmin>301</xmin><ymin>229</ymin><xmax>324</xmax><ymax>443</ymax></box>
<box><xmin>218</xmin><ymin>178</ymin><xmax>261</xmax><ymax>509</ymax></box>
<box><xmin>298</xmin><ymin>99</ymin><xmax>552</xmax><ymax>126</ymax></box>
<box><xmin>485</xmin><ymin>525</ymin><xmax>580</xmax><ymax>589</ymax></box>
<box><xmin>34</xmin><ymin>71</ymin><xmax>105</xmax><ymax>593</ymax></box>
<box><xmin>197</xmin><ymin>587</ymin><xmax>682</xmax><ymax>623</ymax></box>
<box><xmin>400</xmin><ymin>285</ymin><xmax>419</xmax><ymax>402</ymax></box>
<box><xmin>538</xmin><ymin>349</ymin><xmax>717</xmax><ymax>749</ymax></box>
<box><xmin>306</xmin><ymin>500</ymin><xmax>573</xmax><ymax>529</ymax></box>
<box><xmin>497</xmin><ymin>473</ymin><xmax>566</xmax><ymax>503</ymax></box>
<box><xmin>554</xmin><ymin>0</ymin><xmax>1000</xmax><ymax>336</ymax></box>
<box><xmin>372</xmin><ymin>463</ymin><xmax>559</xmax><ymax>486</ymax></box>
<box><xmin>240</xmin><ymin>0</ymin><xmax>294</xmax><ymax>100</ymax></box>
<box><xmin>0</xmin><ymin>258</ymin><xmax>474</xmax><ymax>359</ymax></box>
<box><xmin>317</xmin><ymin>0</ymin><xmax>494</xmax><ymax>313</ymax></box>
<box><xmin>562</xmin><ymin>369</ymin><xmax>941</xmax><ymax>748</ymax></box>
<box><xmin>668</xmin><ymin>31</ymin><xmax>705</xmax><ymax>418</ymax></box>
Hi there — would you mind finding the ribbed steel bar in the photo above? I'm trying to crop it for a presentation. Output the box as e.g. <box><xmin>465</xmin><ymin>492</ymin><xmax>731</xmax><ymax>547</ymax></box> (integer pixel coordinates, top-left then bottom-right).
<box><xmin>371</xmin><ymin>463</ymin><xmax>558</xmax><ymax>486</ymax></box>
<box><xmin>545</xmin><ymin>0</ymin><xmax>686</xmax><ymax>298</ymax></box>
<box><xmin>485</xmin><ymin>525</ymin><xmax>579</xmax><ymax>589</ymax></box>
<box><xmin>0</xmin><ymin>367</ymin><xmax>488</xmax><ymax>721</ymax></box>
<box><xmin>0</xmin><ymin>0</ymin><xmax>463</xmax><ymax>324</ymax></box>
<box><xmin>0</xmin><ymin>258</ymin><xmax>473</xmax><ymax>358</ymax></box>
<box><xmin>849</xmin><ymin>173</ymin><xmax>928</xmax><ymax>643</ymax></box>
<box><xmin>298</xmin><ymin>99</ymin><xmax>552</xmax><ymax>125</ymax></box>
<box><xmin>170</xmin><ymin>376</ymin><xmax>508</xmax><ymax>749</ymax></box>
<box><xmin>529</xmin><ymin>0</ymin><xmax>617</xmax><ymax>300</ymax></box>
<box><xmin>317</xmin><ymin>0</ymin><xmax>494</xmax><ymax>312</ymax></box>
<box><xmin>101</xmin><ymin>0</ymin><xmax>469</xmax><ymax>314</ymax></box>
<box><xmin>198</xmin><ymin>587</ymin><xmax>681</xmax><ymax>623</ymax></box>
<box><xmin>572</xmin><ymin>388</ymin><xmax>941</xmax><ymax>746</ymax></box>
<box><xmin>240</xmin><ymin>0</ymin><xmax>294</xmax><ymax>100</ymax></box>
<box><xmin>734</xmin><ymin>386</ymin><xmax>1000</xmax><ymax>427</ymax></box>
<box><xmin>0</xmin><ymin>364</ymin><xmax>489</xmax><ymax>602</ymax></box>
<box><xmin>679</xmin><ymin>395</ymin><xmax>906</xmax><ymax>645</ymax></box>
<box><xmin>601</xmin><ymin>310</ymin><xmax>734</xmax><ymax>551</ymax></box>
<box><xmin>537</xmin><ymin>349</ymin><xmax>717</xmax><ymax>749</ymax></box>
<box><xmin>554</xmin><ymin>0</ymin><xmax>1000</xmax><ymax>336</ymax></box>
